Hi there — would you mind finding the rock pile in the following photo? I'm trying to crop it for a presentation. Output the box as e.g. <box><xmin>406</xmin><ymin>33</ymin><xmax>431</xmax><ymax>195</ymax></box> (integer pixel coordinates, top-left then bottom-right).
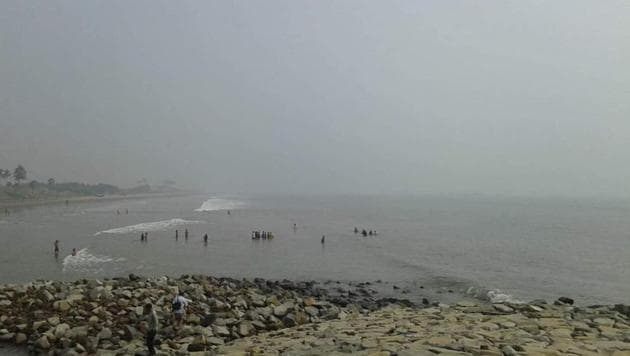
<box><xmin>0</xmin><ymin>275</ymin><xmax>409</xmax><ymax>355</ymax></box>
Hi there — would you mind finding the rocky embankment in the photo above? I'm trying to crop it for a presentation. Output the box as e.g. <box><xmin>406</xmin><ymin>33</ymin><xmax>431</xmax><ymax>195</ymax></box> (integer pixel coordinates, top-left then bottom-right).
<box><xmin>0</xmin><ymin>275</ymin><xmax>629</xmax><ymax>355</ymax></box>
<box><xmin>0</xmin><ymin>275</ymin><xmax>411</xmax><ymax>355</ymax></box>
<box><xmin>221</xmin><ymin>301</ymin><xmax>630</xmax><ymax>355</ymax></box>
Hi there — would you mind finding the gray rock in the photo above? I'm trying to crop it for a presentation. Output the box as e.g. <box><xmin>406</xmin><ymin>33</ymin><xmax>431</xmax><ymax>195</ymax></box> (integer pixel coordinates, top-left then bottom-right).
<box><xmin>273</xmin><ymin>303</ymin><xmax>292</xmax><ymax>317</ymax></box>
<box><xmin>98</xmin><ymin>327</ymin><xmax>112</xmax><ymax>340</ymax></box>
<box><xmin>36</xmin><ymin>335</ymin><xmax>51</xmax><ymax>349</ymax></box>
<box><xmin>501</xmin><ymin>345</ymin><xmax>518</xmax><ymax>356</ymax></box>
<box><xmin>33</xmin><ymin>320</ymin><xmax>47</xmax><ymax>330</ymax></box>
<box><xmin>212</xmin><ymin>325</ymin><xmax>230</xmax><ymax>337</ymax></box>
<box><xmin>15</xmin><ymin>332</ymin><xmax>27</xmax><ymax>344</ymax></box>
<box><xmin>55</xmin><ymin>323</ymin><xmax>71</xmax><ymax>338</ymax></box>
<box><xmin>207</xmin><ymin>336</ymin><xmax>224</xmax><ymax>345</ymax></box>
<box><xmin>493</xmin><ymin>304</ymin><xmax>514</xmax><ymax>313</ymax></box>
<box><xmin>42</xmin><ymin>289</ymin><xmax>55</xmax><ymax>302</ymax></box>
<box><xmin>237</xmin><ymin>321</ymin><xmax>254</xmax><ymax>337</ymax></box>
<box><xmin>53</xmin><ymin>300</ymin><xmax>71</xmax><ymax>312</ymax></box>
<box><xmin>282</xmin><ymin>313</ymin><xmax>297</xmax><ymax>327</ymax></box>
<box><xmin>305</xmin><ymin>306</ymin><xmax>319</xmax><ymax>317</ymax></box>
<box><xmin>0</xmin><ymin>333</ymin><xmax>14</xmax><ymax>342</ymax></box>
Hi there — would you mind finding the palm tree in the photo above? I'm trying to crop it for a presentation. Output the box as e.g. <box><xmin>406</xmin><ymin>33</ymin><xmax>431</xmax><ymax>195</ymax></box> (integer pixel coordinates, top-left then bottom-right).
<box><xmin>13</xmin><ymin>165</ymin><xmax>26</xmax><ymax>185</ymax></box>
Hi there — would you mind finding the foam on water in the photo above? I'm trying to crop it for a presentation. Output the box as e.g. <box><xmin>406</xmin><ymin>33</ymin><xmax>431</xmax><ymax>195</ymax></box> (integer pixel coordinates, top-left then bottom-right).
<box><xmin>466</xmin><ymin>286</ymin><xmax>523</xmax><ymax>304</ymax></box>
<box><xmin>195</xmin><ymin>197</ymin><xmax>245</xmax><ymax>212</ymax></box>
<box><xmin>62</xmin><ymin>248</ymin><xmax>125</xmax><ymax>272</ymax></box>
<box><xmin>94</xmin><ymin>218</ymin><xmax>204</xmax><ymax>236</ymax></box>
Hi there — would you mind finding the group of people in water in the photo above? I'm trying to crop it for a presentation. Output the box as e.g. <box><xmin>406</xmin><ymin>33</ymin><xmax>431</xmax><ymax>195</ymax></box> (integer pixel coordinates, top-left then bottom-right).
<box><xmin>251</xmin><ymin>231</ymin><xmax>275</xmax><ymax>240</ymax></box>
<box><xmin>172</xmin><ymin>229</ymin><xmax>210</xmax><ymax>244</ymax></box>
<box><xmin>174</xmin><ymin>229</ymin><xmax>190</xmax><ymax>240</ymax></box>
<box><xmin>354</xmin><ymin>227</ymin><xmax>378</xmax><ymax>236</ymax></box>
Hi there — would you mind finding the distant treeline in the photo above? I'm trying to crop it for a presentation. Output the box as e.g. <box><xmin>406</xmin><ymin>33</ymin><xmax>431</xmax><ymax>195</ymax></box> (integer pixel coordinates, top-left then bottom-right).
<box><xmin>0</xmin><ymin>164</ymin><xmax>171</xmax><ymax>201</ymax></box>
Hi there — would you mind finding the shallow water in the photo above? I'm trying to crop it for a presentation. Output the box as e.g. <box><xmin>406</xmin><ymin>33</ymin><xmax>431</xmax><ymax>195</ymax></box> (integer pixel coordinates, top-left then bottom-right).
<box><xmin>0</xmin><ymin>194</ymin><xmax>628</xmax><ymax>305</ymax></box>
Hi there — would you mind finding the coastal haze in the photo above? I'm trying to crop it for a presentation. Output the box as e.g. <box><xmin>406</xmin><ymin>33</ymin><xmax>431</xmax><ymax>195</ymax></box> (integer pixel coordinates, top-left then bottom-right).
<box><xmin>1</xmin><ymin>0</ymin><xmax>630</xmax><ymax>315</ymax></box>
<box><xmin>1</xmin><ymin>1</ymin><xmax>630</xmax><ymax>196</ymax></box>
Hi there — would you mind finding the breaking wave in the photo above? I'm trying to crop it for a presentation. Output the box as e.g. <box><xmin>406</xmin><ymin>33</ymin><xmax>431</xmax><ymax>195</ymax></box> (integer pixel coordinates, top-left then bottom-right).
<box><xmin>195</xmin><ymin>198</ymin><xmax>245</xmax><ymax>212</ymax></box>
<box><xmin>62</xmin><ymin>248</ymin><xmax>125</xmax><ymax>273</ymax></box>
<box><xmin>466</xmin><ymin>286</ymin><xmax>523</xmax><ymax>304</ymax></box>
<box><xmin>94</xmin><ymin>218</ymin><xmax>204</xmax><ymax>236</ymax></box>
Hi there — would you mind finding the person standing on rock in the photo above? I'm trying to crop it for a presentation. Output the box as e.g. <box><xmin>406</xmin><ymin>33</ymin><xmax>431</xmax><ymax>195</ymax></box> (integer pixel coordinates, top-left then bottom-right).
<box><xmin>54</xmin><ymin>240</ymin><xmax>60</xmax><ymax>256</ymax></box>
<box><xmin>141</xmin><ymin>303</ymin><xmax>159</xmax><ymax>355</ymax></box>
<box><xmin>171</xmin><ymin>293</ymin><xmax>189</xmax><ymax>330</ymax></box>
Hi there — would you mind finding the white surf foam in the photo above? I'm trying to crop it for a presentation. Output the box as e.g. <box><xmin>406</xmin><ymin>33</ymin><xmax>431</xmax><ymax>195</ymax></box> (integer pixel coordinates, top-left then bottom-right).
<box><xmin>94</xmin><ymin>218</ymin><xmax>204</xmax><ymax>236</ymax></box>
<box><xmin>62</xmin><ymin>248</ymin><xmax>125</xmax><ymax>272</ymax></box>
<box><xmin>486</xmin><ymin>289</ymin><xmax>523</xmax><ymax>304</ymax></box>
<box><xmin>195</xmin><ymin>198</ymin><xmax>245</xmax><ymax>212</ymax></box>
<box><xmin>466</xmin><ymin>286</ymin><xmax>523</xmax><ymax>304</ymax></box>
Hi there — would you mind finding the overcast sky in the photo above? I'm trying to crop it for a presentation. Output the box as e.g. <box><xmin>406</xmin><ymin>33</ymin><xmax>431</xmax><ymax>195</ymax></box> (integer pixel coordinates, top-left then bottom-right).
<box><xmin>1</xmin><ymin>1</ymin><xmax>629</xmax><ymax>196</ymax></box>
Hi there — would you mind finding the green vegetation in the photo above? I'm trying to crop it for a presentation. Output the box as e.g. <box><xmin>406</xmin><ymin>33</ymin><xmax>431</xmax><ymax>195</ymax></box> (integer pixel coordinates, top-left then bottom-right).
<box><xmin>0</xmin><ymin>164</ymin><xmax>176</xmax><ymax>202</ymax></box>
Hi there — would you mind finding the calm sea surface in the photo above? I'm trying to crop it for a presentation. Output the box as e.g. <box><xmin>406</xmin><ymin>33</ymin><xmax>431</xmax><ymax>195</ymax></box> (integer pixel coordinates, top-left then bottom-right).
<box><xmin>0</xmin><ymin>194</ymin><xmax>628</xmax><ymax>305</ymax></box>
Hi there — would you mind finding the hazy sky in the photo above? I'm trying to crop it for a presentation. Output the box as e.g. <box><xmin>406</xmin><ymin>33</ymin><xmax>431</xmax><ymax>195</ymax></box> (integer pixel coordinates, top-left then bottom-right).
<box><xmin>1</xmin><ymin>1</ymin><xmax>629</xmax><ymax>196</ymax></box>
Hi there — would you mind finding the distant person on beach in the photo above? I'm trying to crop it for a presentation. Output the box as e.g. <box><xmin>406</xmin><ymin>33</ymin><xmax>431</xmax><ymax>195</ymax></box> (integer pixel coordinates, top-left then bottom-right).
<box><xmin>203</xmin><ymin>233</ymin><xmax>208</xmax><ymax>244</ymax></box>
<box><xmin>185</xmin><ymin>229</ymin><xmax>189</xmax><ymax>239</ymax></box>
<box><xmin>362</xmin><ymin>229</ymin><xmax>367</xmax><ymax>237</ymax></box>
<box><xmin>125</xmin><ymin>209</ymin><xmax>129</xmax><ymax>214</ymax></box>
<box><xmin>175</xmin><ymin>230</ymin><xmax>178</xmax><ymax>240</ymax></box>
<box><xmin>71</xmin><ymin>248</ymin><xmax>77</xmax><ymax>256</ymax></box>
<box><xmin>227</xmin><ymin>210</ymin><xmax>230</xmax><ymax>215</ymax></box>
<box><xmin>369</xmin><ymin>230</ymin><xmax>373</xmax><ymax>236</ymax></box>
<box><xmin>354</xmin><ymin>227</ymin><xmax>358</xmax><ymax>234</ymax></box>
<box><xmin>141</xmin><ymin>303</ymin><xmax>159</xmax><ymax>355</ymax></box>
<box><xmin>4</xmin><ymin>208</ymin><xmax>8</xmax><ymax>216</ymax></box>
<box><xmin>65</xmin><ymin>200</ymin><xmax>69</xmax><ymax>206</ymax></box>
<box><xmin>54</xmin><ymin>240</ymin><xmax>59</xmax><ymax>255</ymax></box>
<box><xmin>321</xmin><ymin>235</ymin><xmax>325</xmax><ymax>244</ymax></box>
<box><xmin>171</xmin><ymin>293</ymin><xmax>189</xmax><ymax>330</ymax></box>
<box><xmin>117</xmin><ymin>209</ymin><xmax>120</xmax><ymax>215</ymax></box>
<box><xmin>293</xmin><ymin>223</ymin><xmax>297</xmax><ymax>230</ymax></box>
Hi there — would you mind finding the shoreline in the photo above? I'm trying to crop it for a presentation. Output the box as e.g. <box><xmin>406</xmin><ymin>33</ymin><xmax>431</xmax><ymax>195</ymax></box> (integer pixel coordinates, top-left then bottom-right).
<box><xmin>0</xmin><ymin>275</ymin><xmax>628</xmax><ymax>355</ymax></box>
<box><xmin>0</xmin><ymin>191</ymin><xmax>197</xmax><ymax>210</ymax></box>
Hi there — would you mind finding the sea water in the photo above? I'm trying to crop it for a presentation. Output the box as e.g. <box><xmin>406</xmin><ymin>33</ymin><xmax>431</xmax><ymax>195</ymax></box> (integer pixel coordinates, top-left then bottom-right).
<box><xmin>0</xmin><ymin>194</ymin><xmax>628</xmax><ymax>305</ymax></box>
